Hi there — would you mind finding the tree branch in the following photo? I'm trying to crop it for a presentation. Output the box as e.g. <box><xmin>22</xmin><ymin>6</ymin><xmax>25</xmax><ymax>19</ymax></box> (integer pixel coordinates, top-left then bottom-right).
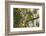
<box><xmin>31</xmin><ymin>16</ymin><xmax>39</xmax><ymax>20</ymax></box>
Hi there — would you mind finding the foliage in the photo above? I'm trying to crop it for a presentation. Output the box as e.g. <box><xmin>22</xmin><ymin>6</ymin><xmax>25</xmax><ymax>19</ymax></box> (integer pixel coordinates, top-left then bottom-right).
<box><xmin>13</xmin><ymin>8</ymin><xmax>39</xmax><ymax>28</ymax></box>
